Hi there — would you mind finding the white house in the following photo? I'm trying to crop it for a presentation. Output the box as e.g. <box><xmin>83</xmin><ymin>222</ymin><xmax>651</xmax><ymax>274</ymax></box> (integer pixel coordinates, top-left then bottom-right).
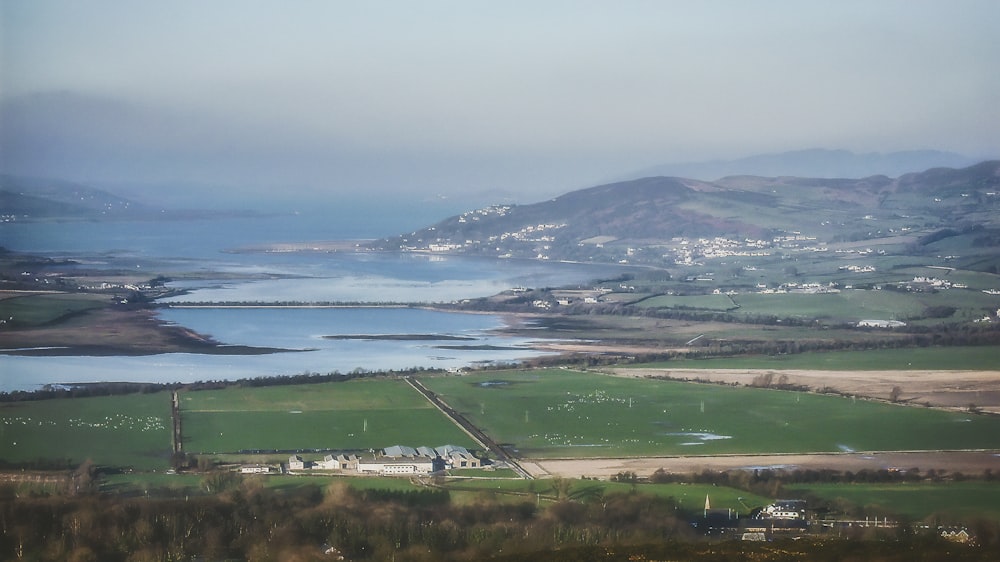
<box><xmin>288</xmin><ymin>455</ymin><xmax>306</xmax><ymax>470</ymax></box>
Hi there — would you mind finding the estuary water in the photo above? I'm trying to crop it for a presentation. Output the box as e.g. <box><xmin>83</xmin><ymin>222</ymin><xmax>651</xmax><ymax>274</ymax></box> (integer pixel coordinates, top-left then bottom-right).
<box><xmin>2</xmin><ymin>212</ymin><xmax>621</xmax><ymax>391</ymax></box>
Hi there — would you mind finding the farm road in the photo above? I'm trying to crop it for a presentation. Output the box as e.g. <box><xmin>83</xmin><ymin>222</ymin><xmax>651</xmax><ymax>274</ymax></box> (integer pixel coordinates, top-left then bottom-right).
<box><xmin>406</xmin><ymin>377</ymin><xmax>532</xmax><ymax>479</ymax></box>
<box><xmin>528</xmin><ymin>450</ymin><xmax>1000</xmax><ymax>480</ymax></box>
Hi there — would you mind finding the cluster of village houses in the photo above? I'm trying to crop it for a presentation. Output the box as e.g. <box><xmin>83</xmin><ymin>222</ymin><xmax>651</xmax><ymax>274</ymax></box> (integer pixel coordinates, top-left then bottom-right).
<box><xmin>241</xmin><ymin>444</ymin><xmax>481</xmax><ymax>476</ymax></box>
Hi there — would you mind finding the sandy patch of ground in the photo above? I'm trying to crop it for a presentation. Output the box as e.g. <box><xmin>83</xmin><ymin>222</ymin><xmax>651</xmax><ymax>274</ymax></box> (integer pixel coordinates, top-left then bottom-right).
<box><xmin>0</xmin><ymin>307</ymin><xmax>284</xmax><ymax>356</ymax></box>
<box><xmin>608</xmin><ymin>367</ymin><xmax>1000</xmax><ymax>414</ymax></box>
<box><xmin>525</xmin><ymin>451</ymin><xmax>1000</xmax><ymax>479</ymax></box>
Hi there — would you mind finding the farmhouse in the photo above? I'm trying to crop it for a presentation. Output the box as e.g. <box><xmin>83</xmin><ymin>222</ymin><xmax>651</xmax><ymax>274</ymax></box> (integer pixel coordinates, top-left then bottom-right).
<box><xmin>357</xmin><ymin>455</ymin><xmax>437</xmax><ymax>475</ymax></box>
<box><xmin>315</xmin><ymin>453</ymin><xmax>361</xmax><ymax>471</ymax></box>
<box><xmin>288</xmin><ymin>455</ymin><xmax>307</xmax><ymax>470</ymax></box>
<box><xmin>288</xmin><ymin>445</ymin><xmax>481</xmax><ymax>476</ymax></box>
<box><xmin>858</xmin><ymin>319</ymin><xmax>906</xmax><ymax>328</ymax></box>
<box><xmin>757</xmin><ymin>500</ymin><xmax>806</xmax><ymax>520</ymax></box>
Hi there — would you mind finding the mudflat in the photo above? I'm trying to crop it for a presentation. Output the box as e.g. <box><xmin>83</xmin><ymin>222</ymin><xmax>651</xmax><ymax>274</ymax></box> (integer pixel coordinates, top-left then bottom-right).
<box><xmin>0</xmin><ymin>306</ymin><xmax>282</xmax><ymax>356</ymax></box>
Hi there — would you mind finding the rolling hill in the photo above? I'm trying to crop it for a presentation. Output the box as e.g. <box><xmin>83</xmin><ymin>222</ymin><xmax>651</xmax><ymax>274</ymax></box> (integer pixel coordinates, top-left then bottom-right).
<box><xmin>372</xmin><ymin>161</ymin><xmax>1000</xmax><ymax>270</ymax></box>
<box><xmin>0</xmin><ymin>174</ymin><xmax>145</xmax><ymax>220</ymax></box>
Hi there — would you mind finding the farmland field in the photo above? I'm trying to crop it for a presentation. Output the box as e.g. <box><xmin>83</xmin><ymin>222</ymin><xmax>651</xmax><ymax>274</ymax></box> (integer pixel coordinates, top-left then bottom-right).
<box><xmin>0</xmin><ymin>392</ymin><xmax>172</xmax><ymax>470</ymax></box>
<box><xmin>786</xmin><ymin>481</ymin><xmax>1000</xmax><ymax>523</ymax></box>
<box><xmin>180</xmin><ymin>379</ymin><xmax>478</xmax><ymax>454</ymax></box>
<box><xmin>0</xmin><ymin>292</ymin><xmax>106</xmax><ymax>328</ymax></box>
<box><xmin>635</xmin><ymin>294</ymin><xmax>736</xmax><ymax>311</ymax></box>
<box><xmin>732</xmin><ymin>291</ymin><xmax>923</xmax><ymax>321</ymax></box>
<box><xmin>418</xmin><ymin>369</ymin><xmax>1000</xmax><ymax>458</ymax></box>
<box><xmin>635</xmin><ymin>346</ymin><xmax>1000</xmax><ymax>371</ymax></box>
<box><xmin>441</xmin><ymin>478</ymin><xmax>772</xmax><ymax>513</ymax></box>
<box><xmin>630</xmin><ymin>283</ymin><xmax>999</xmax><ymax>325</ymax></box>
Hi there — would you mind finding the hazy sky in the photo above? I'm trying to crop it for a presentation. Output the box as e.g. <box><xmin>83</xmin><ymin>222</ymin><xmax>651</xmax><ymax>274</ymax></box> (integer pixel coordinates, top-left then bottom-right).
<box><xmin>2</xmin><ymin>0</ymin><xmax>998</xmax><ymax>204</ymax></box>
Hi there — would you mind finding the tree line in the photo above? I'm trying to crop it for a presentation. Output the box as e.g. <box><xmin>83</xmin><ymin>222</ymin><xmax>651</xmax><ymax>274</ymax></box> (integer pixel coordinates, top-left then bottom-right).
<box><xmin>3</xmin><ymin>475</ymin><xmax>998</xmax><ymax>562</ymax></box>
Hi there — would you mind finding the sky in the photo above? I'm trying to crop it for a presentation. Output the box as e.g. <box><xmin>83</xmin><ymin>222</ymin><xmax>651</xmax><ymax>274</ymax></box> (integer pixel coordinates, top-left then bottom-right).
<box><xmin>1</xmin><ymin>0</ymin><xmax>998</xmax><ymax>206</ymax></box>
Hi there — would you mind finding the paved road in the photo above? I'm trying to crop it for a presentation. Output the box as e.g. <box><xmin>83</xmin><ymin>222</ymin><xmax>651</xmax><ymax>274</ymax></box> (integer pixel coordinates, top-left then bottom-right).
<box><xmin>406</xmin><ymin>377</ymin><xmax>532</xmax><ymax>479</ymax></box>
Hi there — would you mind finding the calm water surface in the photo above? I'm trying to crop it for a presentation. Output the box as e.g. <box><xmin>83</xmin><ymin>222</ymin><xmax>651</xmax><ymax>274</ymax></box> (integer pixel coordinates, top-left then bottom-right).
<box><xmin>2</xmin><ymin>214</ymin><xmax>620</xmax><ymax>391</ymax></box>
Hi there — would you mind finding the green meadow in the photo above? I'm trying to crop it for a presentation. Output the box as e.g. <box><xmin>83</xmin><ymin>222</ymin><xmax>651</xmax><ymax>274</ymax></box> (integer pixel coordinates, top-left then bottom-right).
<box><xmin>635</xmin><ymin>345</ymin><xmax>1000</xmax><ymax>371</ymax></box>
<box><xmin>633</xmin><ymin>284</ymin><xmax>999</xmax><ymax>324</ymax></box>
<box><xmin>440</xmin><ymin>478</ymin><xmax>771</xmax><ymax>513</ymax></box>
<box><xmin>636</xmin><ymin>294</ymin><xmax>736</xmax><ymax>311</ymax></box>
<box><xmin>180</xmin><ymin>379</ymin><xmax>477</xmax><ymax>454</ymax></box>
<box><xmin>418</xmin><ymin>369</ymin><xmax>1000</xmax><ymax>458</ymax></box>
<box><xmin>0</xmin><ymin>392</ymin><xmax>172</xmax><ymax>470</ymax></box>
<box><xmin>0</xmin><ymin>293</ymin><xmax>106</xmax><ymax>328</ymax></box>
<box><xmin>787</xmin><ymin>481</ymin><xmax>1000</xmax><ymax>523</ymax></box>
<box><xmin>7</xmin><ymin>369</ymin><xmax>999</xmax><ymax>472</ymax></box>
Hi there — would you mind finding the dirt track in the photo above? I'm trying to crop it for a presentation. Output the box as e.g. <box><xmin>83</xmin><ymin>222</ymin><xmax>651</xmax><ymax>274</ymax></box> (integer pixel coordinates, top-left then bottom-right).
<box><xmin>522</xmin><ymin>450</ymin><xmax>1000</xmax><ymax>479</ymax></box>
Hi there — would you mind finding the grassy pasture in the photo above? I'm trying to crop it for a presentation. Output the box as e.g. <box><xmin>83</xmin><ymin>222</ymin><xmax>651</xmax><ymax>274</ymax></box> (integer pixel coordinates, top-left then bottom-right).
<box><xmin>637</xmin><ymin>346</ymin><xmax>1000</xmax><ymax>371</ymax></box>
<box><xmin>419</xmin><ymin>370</ymin><xmax>1000</xmax><ymax>459</ymax></box>
<box><xmin>631</xmin><ymin>283</ymin><xmax>998</xmax><ymax>325</ymax></box>
<box><xmin>180</xmin><ymin>379</ymin><xmax>477</xmax><ymax>454</ymax></box>
<box><xmin>786</xmin><ymin>481</ymin><xmax>1000</xmax><ymax>523</ymax></box>
<box><xmin>0</xmin><ymin>292</ymin><xmax>106</xmax><ymax>328</ymax></box>
<box><xmin>441</xmin><ymin>477</ymin><xmax>772</xmax><ymax>512</ymax></box>
<box><xmin>0</xmin><ymin>392</ymin><xmax>172</xmax><ymax>470</ymax></box>
<box><xmin>636</xmin><ymin>294</ymin><xmax>736</xmax><ymax>311</ymax></box>
<box><xmin>731</xmin><ymin>291</ymin><xmax>922</xmax><ymax>322</ymax></box>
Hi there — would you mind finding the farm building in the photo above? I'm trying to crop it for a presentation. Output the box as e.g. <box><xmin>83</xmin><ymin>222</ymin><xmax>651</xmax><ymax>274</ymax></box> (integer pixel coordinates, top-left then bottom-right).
<box><xmin>757</xmin><ymin>500</ymin><xmax>807</xmax><ymax>520</ymax></box>
<box><xmin>357</xmin><ymin>455</ymin><xmax>438</xmax><ymax>475</ymax></box>
<box><xmin>286</xmin><ymin>444</ymin><xmax>481</xmax><ymax>476</ymax></box>
<box><xmin>858</xmin><ymin>319</ymin><xmax>906</xmax><ymax>328</ymax></box>
<box><xmin>288</xmin><ymin>455</ymin><xmax>307</xmax><ymax>470</ymax></box>
<box><xmin>436</xmin><ymin>444</ymin><xmax>481</xmax><ymax>469</ymax></box>
<box><xmin>315</xmin><ymin>453</ymin><xmax>361</xmax><ymax>471</ymax></box>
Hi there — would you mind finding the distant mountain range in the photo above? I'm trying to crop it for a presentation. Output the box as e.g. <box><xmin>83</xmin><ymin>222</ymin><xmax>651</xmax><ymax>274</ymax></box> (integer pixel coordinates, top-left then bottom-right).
<box><xmin>373</xmin><ymin>161</ymin><xmax>1000</xmax><ymax>267</ymax></box>
<box><xmin>0</xmin><ymin>174</ymin><xmax>146</xmax><ymax>220</ymax></box>
<box><xmin>0</xmin><ymin>174</ymin><xmax>263</xmax><ymax>222</ymax></box>
<box><xmin>5</xmin><ymin>158</ymin><xmax>1000</xmax><ymax>271</ymax></box>
<box><xmin>624</xmin><ymin>149</ymin><xmax>978</xmax><ymax>182</ymax></box>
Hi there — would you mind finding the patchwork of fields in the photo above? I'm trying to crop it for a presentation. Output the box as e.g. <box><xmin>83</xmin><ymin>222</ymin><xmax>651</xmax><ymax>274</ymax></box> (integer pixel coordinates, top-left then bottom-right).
<box><xmin>3</xmin><ymin>369</ymin><xmax>999</xmax><ymax>473</ymax></box>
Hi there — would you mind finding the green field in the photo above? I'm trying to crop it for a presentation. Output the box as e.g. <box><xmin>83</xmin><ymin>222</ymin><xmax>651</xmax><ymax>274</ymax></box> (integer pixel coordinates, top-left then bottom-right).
<box><xmin>632</xmin><ymin>283</ymin><xmax>1000</xmax><ymax>324</ymax></box>
<box><xmin>0</xmin><ymin>293</ymin><xmax>106</xmax><ymax>328</ymax></box>
<box><xmin>635</xmin><ymin>345</ymin><xmax>1000</xmax><ymax>371</ymax></box>
<box><xmin>636</xmin><ymin>294</ymin><xmax>736</xmax><ymax>311</ymax></box>
<box><xmin>442</xmin><ymin>477</ymin><xmax>772</xmax><ymax>513</ymax></box>
<box><xmin>180</xmin><ymin>379</ymin><xmax>478</xmax><ymax>454</ymax></box>
<box><xmin>787</xmin><ymin>481</ymin><xmax>1000</xmax><ymax>523</ymax></box>
<box><xmin>732</xmin><ymin>291</ymin><xmax>924</xmax><ymax>322</ymax></box>
<box><xmin>418</xmin><ymin>369</ymin><xmax>1000</xmax><ymax>458</ymax></box>
<box><xmin>0</xmin><ymin>392</ymin><xmax>172</xmax><ymax>470</ymax></box>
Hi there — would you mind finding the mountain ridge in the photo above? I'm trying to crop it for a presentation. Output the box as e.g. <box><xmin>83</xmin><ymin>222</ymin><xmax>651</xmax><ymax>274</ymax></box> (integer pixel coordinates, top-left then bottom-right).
<box><xmin>374</xmin><ymin>161</ymin><xmax>1000</xmax><ymax>269</ymax></box>
<box><xmin>625</xmin><ymin>148</ymin><xmax>979</xmax><ymax>182</ymax></box>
